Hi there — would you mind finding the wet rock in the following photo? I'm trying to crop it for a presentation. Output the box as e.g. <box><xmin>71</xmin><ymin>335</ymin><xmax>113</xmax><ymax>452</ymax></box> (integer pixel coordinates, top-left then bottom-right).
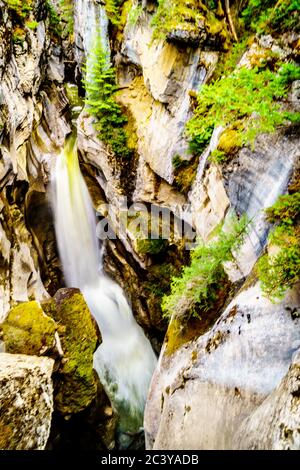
<box><xmin>47</xmin><ymin>373</ymin><xmax>118</xmax><ymax>450</ymax></box>
<box><xmin>0</xmin><ymin>352</ymin><xmax>54</xmax><ymax>450</ymax></box>
<box><xmin>225</xmin><ymin>129</ymin><xmax>299</xmax><ymax>280</ymax></box>
<box><xmin>189</xmin><ymin>163</ymin><xmax>230</xmax><ymax>241</ymax></box>
<box><xmin>1</xmin><ymin>300</ymin><xmax>57</xmax><ymax>356</ymax></box>
<box><xmin>50</xmin><ymin>288</ymin><xmax>100</xmax><ymax>416</ymax></box>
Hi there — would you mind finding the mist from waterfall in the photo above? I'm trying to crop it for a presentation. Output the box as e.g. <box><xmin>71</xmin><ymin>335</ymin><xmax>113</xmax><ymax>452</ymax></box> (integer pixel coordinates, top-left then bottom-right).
<box><xmin>51</xmin><ymin>137</ymin><xmax>157</xmax><ymax>433</ymax></box>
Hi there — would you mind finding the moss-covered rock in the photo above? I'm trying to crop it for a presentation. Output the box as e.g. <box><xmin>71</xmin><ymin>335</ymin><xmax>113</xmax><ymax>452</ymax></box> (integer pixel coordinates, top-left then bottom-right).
<box><xmin>151</xmin><ymin>0</ymin><xmax>231</xmax><ymax>49</ymax></box>
<box><xmin>217</xmin><ymin>127</ymin><xmax>242</xmax><ymax>155</ymax></box>
<box><xmin>1</xmin><ymin>301</ymin><xmax>57</xmax><ymax>356</ymax></box>
<box><xmin>50</xmin><ymin>288</ymin><xmax>100</xmax><ymax>416</ymax></box>
<box><xmin>135</xmin><ymin>238</ymin><xmax>168</xmax><ymax>255</ymax></box>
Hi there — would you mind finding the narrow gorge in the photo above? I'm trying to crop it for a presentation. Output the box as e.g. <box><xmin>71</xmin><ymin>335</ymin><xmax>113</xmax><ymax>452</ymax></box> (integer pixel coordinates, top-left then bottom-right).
<box><xmin>0</xmin><ymin>0</ymin><xmax>299</xmax><ymax>451</ymax></box>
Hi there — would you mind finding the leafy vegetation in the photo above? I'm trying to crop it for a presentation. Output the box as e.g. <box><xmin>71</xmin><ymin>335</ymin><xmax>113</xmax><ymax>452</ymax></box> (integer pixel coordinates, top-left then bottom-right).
<box><xmin>45</xmin><ymin>0</ymin><xmax>62</xmax><ymax>37</ymax></box>
<box><xmin>104</xmin><ymin>0</ymin><xmax>124</xmax><ymax>25</ymax></box>
<box><xmin>187</xmin><ymin>63</ymin><xmax>300</xmax><ymax>157</ymax></box>
<box><xmin>242</xmin><ymin>0</ymin><xmax>300</xmax><ymax>35</ymax></box>
<box><xmin>6</xmin><ymin>0</ymin><xmax>32</xmax><ymax>18</ymax></box>
<box><xmin>162</xmin><ymin>215</ymin><xmax>248</xmax><ymax>318</ymax></box>
<box><xmin>258</xmin><ymin>191</ymin><xmax>300</xmax><ymax>301</ymax></box>
<box><xmin>84</xmin><ymin>37</ymin><xmax>133</xmax><ymax>161</ymax></box>
<box><xmin>25</xmin><ymin>19</ymin><xmax>38</xmax><ymax>30</ymax></box>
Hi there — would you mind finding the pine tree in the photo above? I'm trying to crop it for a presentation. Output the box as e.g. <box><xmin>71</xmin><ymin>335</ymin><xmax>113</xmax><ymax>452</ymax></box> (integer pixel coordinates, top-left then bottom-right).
<box><xmin>84</xmin><ymin>37</ymin><xmax>132</xmax><ymax>160</ymax></box>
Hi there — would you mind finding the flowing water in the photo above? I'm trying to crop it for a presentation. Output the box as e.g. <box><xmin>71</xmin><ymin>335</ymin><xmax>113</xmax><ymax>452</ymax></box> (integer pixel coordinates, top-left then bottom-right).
<box><xmin>51</xmin><ymin>137</ymin><xmax>157</xmax><ymax>434</ymax></box>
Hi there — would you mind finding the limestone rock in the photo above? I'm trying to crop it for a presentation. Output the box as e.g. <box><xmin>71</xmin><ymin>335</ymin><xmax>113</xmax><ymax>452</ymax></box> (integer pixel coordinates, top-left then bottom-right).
<box><xmin>120</xmin><ymin>15</ymin><xmax>208</xmax><ymax>183</ymax></box>
<box><xmin>0</xmin><ymin>0</ymin><xmax>70</xmax><ymax>321</ymax></box>
<box><xmin>0</xmin><ymin>352</ymin><xmax>54</xmax><ymax>450</ymax></box>
<box><xmin>234</xmin><ymin>349</ymin><xmax>300</xmax><ymax>450</ymax></box>
<box><xmin>189</xmin><ymin>164</ymin><xmax>230</xmax><ymax>241</ymax></box>
<box><xmin>225</xmin><ymin>129</ymin><xmax>299</xmax><ymax>281</ymax></box>
<box><xmin>144</xmin><ymin>282</ymin><xmax>300</xmax><ymax>449</ymax></box>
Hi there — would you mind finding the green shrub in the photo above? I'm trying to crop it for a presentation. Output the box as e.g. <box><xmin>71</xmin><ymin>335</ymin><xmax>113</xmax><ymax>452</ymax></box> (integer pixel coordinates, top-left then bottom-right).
<box><xmin>277</xmin><ymin>62</ymin><xmax>300</xmax><ymax>86</ymax></box>
<box><xmin>242</xmin><ymin>0</ymin><xmax>300</xmax><ymax>34</ymax></box>
<box><xmin>186</xmin><ymin>65</ymin><xmax>299</xmax><ymax>156</ymax></box>
<box><xmin>84</xmin><ymin>36</ymin><xmax>133</xmax><ymax>161</ymax></box>
<box><xmin>162</xmin><ymin>215</ymin><xmax>248</xmax><ymax>318</ymax></box>
<box><xmin>258</xmin><ymin>191</ymin><xmax>300</xmax><ymax>301</ymax></box>
<box><xmin>25</xmin><ymin>20</ymin><xmax>38</xmax><ymax>30</ymax></box>
<box><xmin>45</xmin><ymin>0</ymin><xmax>62</xmax><ymax>36</ymax></box>
<box><xmin>265</xmin><ymin>192</ymin><xmax>300</xmax><ymax>225</ymax></box>
<box><xmin>6</xmin><ymin>0</ymin><xmax>32</xmax><ymax>18</ymax></box>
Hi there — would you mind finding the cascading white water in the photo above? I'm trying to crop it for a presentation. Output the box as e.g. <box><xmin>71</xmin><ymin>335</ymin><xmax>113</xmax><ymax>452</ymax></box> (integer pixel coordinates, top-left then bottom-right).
<box><xmin>51</xmin><ymin>137</ymin><xmax>157</xmax><ymax>433</ymax></box>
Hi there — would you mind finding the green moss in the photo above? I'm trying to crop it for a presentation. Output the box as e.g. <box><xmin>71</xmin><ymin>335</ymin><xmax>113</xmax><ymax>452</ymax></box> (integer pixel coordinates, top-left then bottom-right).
<box><xmin>51</xmin><ymin>290</ymin><xmax>98</xmax><ymax>416</ymax></box>
<box><xmin>172</xmin><ymin>155</ymin><xmax>199</xmax><ymax>193</ymax></box>
<box><xmin>25</xmin><ymin>20</ymin><xmax>38</xmax><ymax>30</ymax></box>
<box><xmin>135</xmin><ymin>238</ymin><xmax>168</xmax><ymax>255</ymax></box>
<box><xmin>165</xmin><ymin>288</ymin><xmax>229</xmax><ymax>355</ymax></box>
<box><xmin>12</xmin><ymin>26</ymin><xmax>26</xmax><ymax>44</ymax></box>
<box><xmin>6</xmin><ymin>0</ymin><xmax>32</xmax><ymax>19</ymax></box>
<box><xmin>1</xmin><ymin>301</ymin><xmax>57</xmax><ymax>356</ymax></box>
<box><xmin>210</xmin><ymin>127</ymin><xmax>243</xmax><ymax>163</ymax></box>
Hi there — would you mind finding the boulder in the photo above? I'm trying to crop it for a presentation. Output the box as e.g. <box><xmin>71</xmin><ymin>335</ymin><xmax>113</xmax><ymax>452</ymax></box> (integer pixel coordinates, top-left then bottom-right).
<box><xmin>0</xmin><ymin>352</ymin><xmax>54</xmax><ymax>450</ymax></box>
<box><xmin>1</xmin><ymin>300</ymin><xmax>57</xmax><ymax>356</ymax></box>
<box><xmin>50</xmin><ymin>288</ymin><xmax>100</xmax><ymax>416</ymax></box>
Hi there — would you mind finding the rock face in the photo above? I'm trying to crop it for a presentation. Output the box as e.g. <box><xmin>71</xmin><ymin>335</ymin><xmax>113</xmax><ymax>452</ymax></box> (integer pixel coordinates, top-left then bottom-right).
<box><xmin>0</xmin><ymin>352</ymin><xmax>54</xmax><ymax>450</ymax></box>
<box><xmin>0</xmin><ymin>0</ymin><xmax>70</xmax><ymax>321</ymax></box>
<box><xmin>1</xmin><ymin>0</ymin><xmax>300</xmax><ymax>452</ymax></box>
<box><xmin>234</xmin><ymin>348</ymin><xmax>300</xmax><ymax>450</ymax></box>
<box><xmin>144</xmin><ymin>282</ymin><xmax>300</xmax><ymax>449</ymax></box>
<box><xmin>119</xmin><ymin>13</ymin><xmax>208</xmax><ymax>184</ymax></box>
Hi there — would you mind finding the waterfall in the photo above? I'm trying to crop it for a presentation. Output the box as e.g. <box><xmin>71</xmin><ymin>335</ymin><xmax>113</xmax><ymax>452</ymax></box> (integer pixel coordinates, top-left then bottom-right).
<box><xmin>74</xmin><ymin>0</ymin><xmax>110</xmax><ymax>72</ymax></box>
<box><xmin>51</xmin><ymin>137</ymin><xmax>157</xmax><ymax>434</ymax></box>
